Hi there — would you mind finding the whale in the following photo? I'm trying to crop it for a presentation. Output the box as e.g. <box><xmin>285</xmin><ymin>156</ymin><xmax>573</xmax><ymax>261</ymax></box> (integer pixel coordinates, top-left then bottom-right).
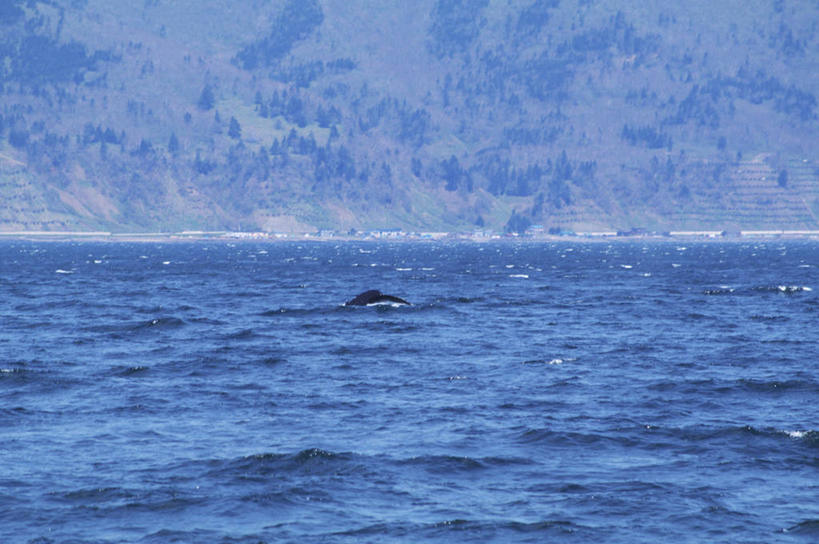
<box><xmin>345</xmin><ymin>290</ymin><xmax>411</xmax><ymax>307</ymax></box>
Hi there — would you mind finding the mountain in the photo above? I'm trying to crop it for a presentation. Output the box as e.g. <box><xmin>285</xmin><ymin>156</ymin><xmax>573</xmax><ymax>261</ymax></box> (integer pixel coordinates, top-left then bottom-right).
<box><xmin>1</xmin><ymin>0</ymin><xmax>818</xmax><ymax>233</ymax></box>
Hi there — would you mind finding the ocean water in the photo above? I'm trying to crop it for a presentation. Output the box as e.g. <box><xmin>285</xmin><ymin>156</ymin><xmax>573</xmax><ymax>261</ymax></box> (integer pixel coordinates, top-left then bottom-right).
<box><xmin>1</xmin><ymin>240</ymin><xmax>817</xmax><ymax>543</ymax></box>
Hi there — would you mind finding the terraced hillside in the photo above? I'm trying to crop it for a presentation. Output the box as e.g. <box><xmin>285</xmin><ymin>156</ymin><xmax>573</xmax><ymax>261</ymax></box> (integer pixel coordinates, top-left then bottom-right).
<box><xmin>667</xmin><ymin>157</ymin><xmax>819</xmax><ymax>230</ymax></box>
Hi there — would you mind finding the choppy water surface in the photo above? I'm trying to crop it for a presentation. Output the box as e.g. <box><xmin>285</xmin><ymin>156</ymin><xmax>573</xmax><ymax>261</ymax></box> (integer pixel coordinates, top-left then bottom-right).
<box><xmin>1</xmin><ymin>240</ymin><xmax>817</xmax><ymax>543</ymax></box>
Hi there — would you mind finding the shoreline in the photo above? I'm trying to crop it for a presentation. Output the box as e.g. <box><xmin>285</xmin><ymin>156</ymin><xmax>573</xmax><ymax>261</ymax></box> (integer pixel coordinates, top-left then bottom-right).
<box><xmin>2</xmin><ymin>230</ymin><xmax>819</xmax><ymax>243</ymax></box>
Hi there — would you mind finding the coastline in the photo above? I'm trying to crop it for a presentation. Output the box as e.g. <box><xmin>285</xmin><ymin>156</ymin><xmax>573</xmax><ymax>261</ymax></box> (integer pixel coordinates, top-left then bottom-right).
<box><xmin>2</xmin><ymin>229</ymin><xmax>819</xmax><ymax>243</ymax></box>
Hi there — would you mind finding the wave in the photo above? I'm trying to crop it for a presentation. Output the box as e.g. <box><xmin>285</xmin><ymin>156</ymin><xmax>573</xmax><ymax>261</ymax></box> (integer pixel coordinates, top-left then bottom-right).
<box><xmin>749</xmin><ymin>314</ymin><xmax>790</xmax><ymax>322</ymax></box>
<box><xmin>102</xmin><ymin>365</ymin><xmax>151</xmax><ymax>377</ymax></box>
<box><xmin>0</xmin><ymin>406</ymin><xmax>34</xmax><ymax>419</ymax></box>
<box><xmin>450</xmin><ymin>296</ymin><xmax>485</xmax><ymax>304</ymax></box>
<box><xmin>220</xmin><ymin>328</ymin><xmax>260</xmax><ymax>340</ymax></box>
<box><xmin>734</xmin><ymin>378</ymin><xmax>818</xmax><ymax>394</ymax></box>
<box><xmin>196</xmin><ymin>449</ymin><xmax>535</xmax><ymax>491</ymax></box>
<box><xmin>0</xmin><ymin>366</ymin><xmax>28</xmax><ymax>379</ymax></box>
<box><xmin>45</xmin><ymin>482</ymin><xmax>210</xmax><ymax>520</ymax></box>
<box><xmin>143</xmin><ymin>529</ymin><xmax>222</xmax><ymax>542</ymax></box>
<box><xmin>753</xmin><ymin>285</ymin><xmax>812</xmax><ymax>294</ymax></box>
<box><xmin>517</xmin><ymin>428</ymin><xmax>638</xmax><ymax>448</ymax></box>
<box><xmin>14</xmin><ymin>299</ymin><xmax>98</xmax><ymax>312</ymax></box>
<box><xmin>134</xmin><ymin>304</ymin><xmax>166</xmax><ymax>315</ymax></box>
<box><xmin>206</xmin><ymin>448</ymin><xmax>359</xmax><ymax>481</ymax></box>
<box><xmin>0</xmin><ymin>361</ymin><xmax>82</xmax><ymax>392</ymax></box>
<box><xmin>188</xmin><ymin>316</ymin><xmax>227</xmax><ymax>326</ymax></box>
<box><xmin>81</xmin><ymin>316</ymin><xmax>187</xmax><ymax>335</ymax></box>
<box><xmin>685</xmin><ymin>312</ymin><xmax>711</xmax><ymax>320</ymax></box>
<box><xmin>352</xmin><ymin>321</ymin><xmax>423</xmax><ymax>334</ymax></box>
<box><xmin>333</xmin><ymin>518</ymin><xmax>582</xmax><ymax>539</ymax></box>
<box><xmin>648</xmin><ymin>376</ymin><xmax>818</xmax><ymax>396</ymax></box>
<box><xmin>396</xmin><ymin>454</ymin><xmax>529</xmax><ymax>474</ymax></box>
<box><xmin>51</xmin><ymin>486</ymin><xmax>136</xmax><ymax>503</ymax></box>
<box><xmin>704</xmin><ymin>285</ymin><xmax>813</xmax><ymax>296</ymax></box>
<box><xmin>240</xmin><ymin>486</ymin><xmax>325</xmax><ymax>507</ymax></box>
<box><xmin>261</xmin><ymin>299</ymin><xmax>472</xmax><ymax>317</ymax></box>
<box><xmin>522</xmin><ymin>357</ymin><xmax>574</xmax><ymax>365</ymax></box>
<box><xmin>260</xmin><ymin>306</ymin><xmax>342</xmax><ymax>317</ymax></box>
<box><xmin>515</xmin><ymin>423</ymin><xmax>819</xmax><ymax>458</ymax></box>
<box><xmin>645</xmin><ymin>424</ymin><xmax>819</xmax><ymax>451</ymax></box>
<box><xmin>137</xmin><ymin>316</ymin><xmax>187</xmax><ymax>330</ymax></box>
<box><xmin>703</xmin><ymin>287</ymin><xmax>735</xmax><ymax>295</ymax></box>
<box><xmin>782</xmin><ymin>429</ymin><xmax>818</xmax><ymax>447</ymax></box>
<box><xmin>785</xmin><ymin>519</ymin><xmax>819</xmax><ymax>535</ymax></box>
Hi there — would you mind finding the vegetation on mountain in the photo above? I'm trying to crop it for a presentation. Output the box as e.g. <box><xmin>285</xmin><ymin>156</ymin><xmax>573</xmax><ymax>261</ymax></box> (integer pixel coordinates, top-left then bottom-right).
<box><xmin>1</xmin><ymin>0</ymin><xmax>818</xmax><ymax>233</ymax></box>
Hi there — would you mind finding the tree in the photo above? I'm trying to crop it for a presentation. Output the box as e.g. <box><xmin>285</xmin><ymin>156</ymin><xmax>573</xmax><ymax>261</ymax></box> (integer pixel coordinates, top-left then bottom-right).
<box><xmin>505</xmin><ymin>211</ymin><xmax>531</xmax><ymax>234</ymax></box>
<box><xmin>0</xmin><ymin>2</ymin><xmax>24</xmax><ymax>25</ymax></box>
<box><xmin>9</xmin><ymin>128</ymin><xmax>28</xmax><ymax>149</ymax></box>
<box><xmin>228</xmin><ymin>117</ymin><xmax>242</xmax><ymax>139</ymax></box>
<box><xmin>428</xmin><ymin>0</ymin><xmax>489</xmax><ymax>58</ymax></box>
<box><xmin>236</xmin><ymin>0</ymin><xmax>324</xmax><ymax>69</ymax></box>
<box><xmin>135</xmin><ymin>138</ymin><xmax>153</xmax><ymax>157</ymax></box>
<box><xmin>197</xmin><ymin>84</ymin><xmax>215</xmax><ymax>111</ymax></box>
<box><xmin>168</xmin><ymin>132</ymin><xmax>180</xmax><ymax>156</ymax></box>
<box><xmin>411</xmin><ymin>157</ymin><xmax>422</xmax><ymax>177</ymax></box>
<box><xmin>442</xmin><ymin>155</ymin><xmax>471</xmax><ymax>191</ymax></box>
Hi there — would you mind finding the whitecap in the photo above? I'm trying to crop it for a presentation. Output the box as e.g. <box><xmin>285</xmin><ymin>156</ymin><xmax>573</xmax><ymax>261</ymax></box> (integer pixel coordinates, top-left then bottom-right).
<box><xmin>396</xmin><ymin>267</ymin><xmax>413</xmax><ymax>271</ymax></box>
<box><xmin>784</xmin><ymin>430</ymin><xmax>812</xmax><ymax>439</ymax></box>
<box><xmin>778</xmin><ymin>285</ymin><xmax>812</xmax><ymax>293</ymax></box>
<box><xmin>620</xmin><ymin>264</ymin><xmax>633</xmax><ymax>269</ymax></box>
<box><xmin>55</xmin><ymin>269</ymin><xmax>74</xmax><ymax>274</ymax></box>
<box><xmin>505</xmin><ymin>264</ymin><xmax>515</xmax><ymax>268</ymax></box>
<box><xmin>509</xmin><ymin>274</ymin><xmax>529</xmax><ymax>279</ymax></box>
<box><xmin>162</xmin><ymin>261</ymin><xmax>171</xmax><ymax>265</ymax></box>
<box><xmin>523</xmin><ymin>357</ymin><xmax>575</xmax><ymax>365</ymax></box>
<box><xmin>421</xmin><ymin>267</ymin><xmax>435</xmax><ymax>271</ymax></box>
<box><xmin>672</xmin><ymin>263</ymin><xmax>681</xmax><ymax>268</ymax></box>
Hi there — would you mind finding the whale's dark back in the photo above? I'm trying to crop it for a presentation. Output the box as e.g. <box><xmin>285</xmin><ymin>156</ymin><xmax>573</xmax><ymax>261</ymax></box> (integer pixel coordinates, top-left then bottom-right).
<box><xmin>345</xmin><ymin>290</ymin><xmax>410</xmax><ymax>306</ymax></box>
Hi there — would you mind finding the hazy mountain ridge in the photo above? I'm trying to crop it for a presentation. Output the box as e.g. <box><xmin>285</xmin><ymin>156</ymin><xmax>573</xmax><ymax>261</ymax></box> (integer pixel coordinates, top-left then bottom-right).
<box><xmin>1</xmin><ymin>0</ymin><xmax>818</xmax><ymax>233</ymax></box>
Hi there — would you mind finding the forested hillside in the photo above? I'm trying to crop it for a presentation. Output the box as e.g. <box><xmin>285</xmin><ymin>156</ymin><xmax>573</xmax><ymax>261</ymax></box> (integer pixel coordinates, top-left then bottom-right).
<box><xmin>1</xmin><ymin>0</ymin><xmax>818</xmax><ymax>233</ymax></box>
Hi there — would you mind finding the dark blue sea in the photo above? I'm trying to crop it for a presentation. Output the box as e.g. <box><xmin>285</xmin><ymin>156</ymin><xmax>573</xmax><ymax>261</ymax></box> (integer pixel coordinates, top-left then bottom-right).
<box><xmin>1</xmin><ymin>240</ymin><xmax>817</xmax><ymax>543</ymax></box>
